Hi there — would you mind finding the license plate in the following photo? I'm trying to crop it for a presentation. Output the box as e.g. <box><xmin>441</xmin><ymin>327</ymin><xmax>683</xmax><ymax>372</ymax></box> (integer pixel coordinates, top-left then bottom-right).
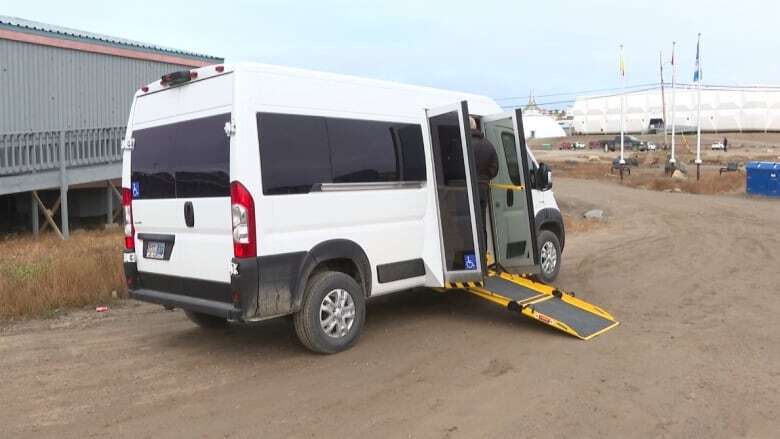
<box><xmin>145</xmin><ymin>241</ymin><xmax>166</xmax><ymax>260</ymax></box>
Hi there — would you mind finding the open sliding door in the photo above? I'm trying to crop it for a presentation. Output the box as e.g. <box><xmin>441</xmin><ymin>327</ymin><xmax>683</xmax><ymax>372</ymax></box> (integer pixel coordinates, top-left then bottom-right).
<box><xmin>426</xmin><ymin>101</ymin><xmax>485</xmax><ymax>284</ymax></box>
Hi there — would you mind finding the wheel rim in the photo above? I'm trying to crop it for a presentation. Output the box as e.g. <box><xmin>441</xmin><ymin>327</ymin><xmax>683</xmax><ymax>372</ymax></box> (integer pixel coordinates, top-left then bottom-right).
<box><xmin>320</xmin><ymin>289</ymin><xmax>356</xmax><ymax>339</ymax></box>
<box><xmin>540</xmin><ymin>241</ymin><xmax>557</xmax><ymax>275</ymax></box>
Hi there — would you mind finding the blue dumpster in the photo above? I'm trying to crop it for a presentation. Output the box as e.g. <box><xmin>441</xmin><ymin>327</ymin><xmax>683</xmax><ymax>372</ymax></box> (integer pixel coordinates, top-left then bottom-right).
<box><xmin>746</xmin><ymin>161</ymin><xmax>780</xmax><ymax>197</ymax></box>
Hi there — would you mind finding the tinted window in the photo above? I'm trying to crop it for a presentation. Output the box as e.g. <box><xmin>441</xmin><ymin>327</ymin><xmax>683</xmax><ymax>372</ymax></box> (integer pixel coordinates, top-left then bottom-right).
<box><xmin>428</xmin><ymin>111</ymin><xmax>474</xmax><ymax>270</ymax></box>
<box><xmin>500</xmin><ymin>132</ymin><xmax>522</xmax><ymax>186</ymax></box>
<box><xmin>256</xmin><ymin>113</ymin><xmax>427</xmax><ymax>195</ymax></box>
<box><xmin>396</xmin><ymin>125</ymin><xmax>427</xmax><ymax>181</ymax></box>
<box><xmin>329</xmin><ymin>119</ymin><xmax>397</xmax><ymax>183</ymax></box>
<box><xmin>131</xmin><ymin>113</ymin><xmax>230</xmax><ymax>199</ymax></box>
<box><xmin>328</xmin><ymin>119</ymin><xmax>426</xmax><ymax>183</ymax></box>
<box><xmin>257</xmin><ymin>113</ymin><xmax>331</xmax><ymax>195</ymax></box>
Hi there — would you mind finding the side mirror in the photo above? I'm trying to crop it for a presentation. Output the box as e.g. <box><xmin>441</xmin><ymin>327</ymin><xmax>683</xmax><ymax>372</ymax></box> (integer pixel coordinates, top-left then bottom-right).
<box><xmin>537</xmin><ymin>162</ymin><xmax>553</xmax><ymax>191</ymax></box>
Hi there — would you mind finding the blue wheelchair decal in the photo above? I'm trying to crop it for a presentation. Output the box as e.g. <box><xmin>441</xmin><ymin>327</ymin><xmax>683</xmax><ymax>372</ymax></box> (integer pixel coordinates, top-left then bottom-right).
<box><xmin>131</xmin><ymin>182</ymin><xmax>140</xmax><ymax>199</ymax></box>
<box><xmin>464</xmin><ymin>253</ymin><xmax>477</xmax><ymax>270</ymax></box>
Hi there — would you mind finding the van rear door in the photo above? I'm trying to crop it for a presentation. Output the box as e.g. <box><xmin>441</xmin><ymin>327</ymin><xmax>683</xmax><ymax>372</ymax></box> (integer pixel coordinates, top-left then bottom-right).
<box><xmin>129</xmin><ymin>77</ymin><xmax>233</xmax><ymax>289</ymax></box>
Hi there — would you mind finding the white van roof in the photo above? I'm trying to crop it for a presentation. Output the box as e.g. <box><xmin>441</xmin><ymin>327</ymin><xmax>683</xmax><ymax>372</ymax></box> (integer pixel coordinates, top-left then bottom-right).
<box><xmin>137</xmin><ymin>62</ymin><xmax>504</xmax><ymax>121</ymax></box>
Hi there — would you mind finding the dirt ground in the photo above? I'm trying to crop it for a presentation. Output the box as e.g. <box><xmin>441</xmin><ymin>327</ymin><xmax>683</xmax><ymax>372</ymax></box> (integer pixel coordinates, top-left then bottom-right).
<box><xmin>1</xmin><ymin>178</ymin><xmax>779</xmax><ymax>438</ymax></box>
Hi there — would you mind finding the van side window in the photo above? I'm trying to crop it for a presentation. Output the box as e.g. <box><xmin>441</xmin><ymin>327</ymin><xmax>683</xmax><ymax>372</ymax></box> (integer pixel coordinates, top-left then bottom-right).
<box><xmin>257</xmin><ymin>113</ymin><xmax>427</xmax><ymax>195</ymax></box>
<box><xmin>500</xmin><ymin>132</ymin><xmax>523</xmax><ymax>186</ymax></box>
<box><xmin>328</xmin><ymin>119</ymin><xmax>426</xmax><ymax>183</ymax></box>
<box><xmin>257</xmin><ymin>113</ymin><xmax>332</xmax><ymax>195</ymax></box>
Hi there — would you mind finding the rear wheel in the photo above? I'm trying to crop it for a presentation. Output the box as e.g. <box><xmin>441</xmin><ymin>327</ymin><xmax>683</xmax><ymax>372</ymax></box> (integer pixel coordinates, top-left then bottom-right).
<box><xmin>184</xmin><ymin>310</ymin><xmax>229</xmax><ymax>329</ymax></box>
<box><xmin>293</xmin><ymin>271</ymin><xmax>365</xmax><ymax>354</ymax></box>
<box><xmin>538</xmin><ymin>230</ymin><xmax>561</xmax><ymax>282</ymax></box>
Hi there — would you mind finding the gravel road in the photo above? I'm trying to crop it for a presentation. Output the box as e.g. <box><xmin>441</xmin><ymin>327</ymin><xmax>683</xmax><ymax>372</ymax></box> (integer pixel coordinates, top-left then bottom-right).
<box><xmin>1</xmin><ymin>178</ymin><xmax>778</xmax><ymax>438</ymax></box>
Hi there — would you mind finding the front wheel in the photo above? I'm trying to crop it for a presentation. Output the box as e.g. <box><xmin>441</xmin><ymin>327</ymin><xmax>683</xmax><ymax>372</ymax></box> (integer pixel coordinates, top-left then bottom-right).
<box><xmin>293</xmin><ymin>271</ymin><xmax>366</xmax><ymax>354</ymax></box>
<box><xmin>538</xmin><ymin>230</ymin><xmax>562</xmax><ymax>282</ymax></box>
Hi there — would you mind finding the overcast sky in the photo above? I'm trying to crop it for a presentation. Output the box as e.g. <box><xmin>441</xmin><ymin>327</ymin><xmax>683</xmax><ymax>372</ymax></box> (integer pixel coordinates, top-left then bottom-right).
<box><xmin>5</xmin><ymin>0</ymin><xmax>779</xmax><ymax>107</ymax></box>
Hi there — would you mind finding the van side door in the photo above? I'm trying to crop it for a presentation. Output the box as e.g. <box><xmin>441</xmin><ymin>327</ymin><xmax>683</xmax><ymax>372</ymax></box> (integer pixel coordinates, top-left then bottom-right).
<box><xmin>482</xmin><ymin>109</ymin><xmax>539</xmax><ymax>273</ymax></box>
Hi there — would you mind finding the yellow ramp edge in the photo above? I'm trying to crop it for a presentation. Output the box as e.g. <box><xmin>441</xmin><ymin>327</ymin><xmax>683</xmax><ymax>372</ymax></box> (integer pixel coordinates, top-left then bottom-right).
<box><xmin>461</xmin><ymin>272</ymin><xmax>619</xmax><ymax>340</ymax></box>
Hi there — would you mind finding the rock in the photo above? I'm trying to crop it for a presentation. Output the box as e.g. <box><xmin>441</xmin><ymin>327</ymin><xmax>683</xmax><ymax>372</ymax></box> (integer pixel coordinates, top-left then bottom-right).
<box><xmin>587</xmin><ymin>155</ymin><xmax>600</xmax><ymax>162</ymax></box>
<box><xmin>583</xmin><ymin>209</ymin><xmax>605</xmax><ymax>220</ymax></box>
<box><xmin>672</xmin><ymin>170</ymin><xmax>687</xmax><ymax>180</ymax></box>
<box><xmin>673</xmin><ymin>188</ymin><xmax>682</xmax><ymax>193</ymax></box>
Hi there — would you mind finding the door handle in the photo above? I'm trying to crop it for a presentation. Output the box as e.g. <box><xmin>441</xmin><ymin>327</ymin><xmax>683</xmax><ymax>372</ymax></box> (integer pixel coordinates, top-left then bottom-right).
<box><xmin>506</xmin><ymin>189</ymin><xmax>514</xmax><ymax>207</ymax></box>
<box><xmin>184</xmin><ymin>202</ymin><xmax>194</xmax><ymax>228</ymax></box>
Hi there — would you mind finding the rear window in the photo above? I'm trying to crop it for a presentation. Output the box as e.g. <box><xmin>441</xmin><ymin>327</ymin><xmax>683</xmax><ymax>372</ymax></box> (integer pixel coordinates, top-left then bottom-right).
<box><xmin>131</xmin><ymin>113</ymin><xmax>230</xmax><ymax>199</ymax></box>
<box><xmin>257</xmin><ymin>112</ymin><xmax>427</xmax><ymax>195</ymax></box>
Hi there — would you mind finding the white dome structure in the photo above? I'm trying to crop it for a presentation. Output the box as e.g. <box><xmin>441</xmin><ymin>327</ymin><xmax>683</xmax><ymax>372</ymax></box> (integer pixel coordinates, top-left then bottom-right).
<box><xmin>571</xmin><ymin>85</ymin><xmax>780</xmax><ymax>134</ymax></box>
<box><xmin>522</xmin><ymin>109</ymin><xmax>567</xmax><ymax>139</ymax></box>
<box><xmin>519</xmin><ymin>94</ymin><xmax>566</xmax><ymax>139</ymax></box>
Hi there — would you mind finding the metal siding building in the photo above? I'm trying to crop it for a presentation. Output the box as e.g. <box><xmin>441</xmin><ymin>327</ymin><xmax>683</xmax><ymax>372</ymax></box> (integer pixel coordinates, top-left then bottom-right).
<box><xmin>0</xmin><ymin>16</ymin><xmax>222</xmax><ymax>132</ymax></box>
<box><xmin>0</xmin><ymin>16</ymin><xmax>223</xmax><ymax>236</ymax></box>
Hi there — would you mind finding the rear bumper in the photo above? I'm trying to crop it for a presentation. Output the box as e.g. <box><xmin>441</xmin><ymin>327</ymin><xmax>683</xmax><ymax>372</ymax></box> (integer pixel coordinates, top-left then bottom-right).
<box><xmin>123</xmin><ymin>250</ymin><xmax>250</xmax><ymax>321</ymax></box>
<box><xmin>129</xmin><ymin>288</ymin><xmax>242</xmax><ymax>320</ymax></box>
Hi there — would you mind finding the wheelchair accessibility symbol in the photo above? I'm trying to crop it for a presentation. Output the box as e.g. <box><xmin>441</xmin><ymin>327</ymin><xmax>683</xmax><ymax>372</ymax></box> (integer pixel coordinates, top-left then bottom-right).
<box><xmin>131</xmin><ymin>182</ymin><xmax>140</xmax><ymax>199</ymax></box>
<box><xmin>464</xmin><ymin>253</ymin><xmax>477</xmax><ymax>270</ymax></box>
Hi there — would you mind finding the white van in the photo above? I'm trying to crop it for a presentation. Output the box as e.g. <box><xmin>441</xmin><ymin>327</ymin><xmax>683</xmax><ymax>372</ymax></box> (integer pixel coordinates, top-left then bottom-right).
<box><xmin>121</xmin><ymin>63</ymin><xmax>566</xmax><ymax>353</ymax></box>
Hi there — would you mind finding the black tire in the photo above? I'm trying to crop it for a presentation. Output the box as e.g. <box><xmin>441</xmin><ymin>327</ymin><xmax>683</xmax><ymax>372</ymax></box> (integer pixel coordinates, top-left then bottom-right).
<box><xmin>293</xmin><ymin>271</ymin><xmax>366</xmax><ymax>354</ymax></box>
<box><xmin>184</xmin><ymin>310</ymin><xmax>229</xmax><ymax>329</ymax></box>
<box><xmin>538</xmin><ymin>230</ymin><xmax>562</xmax><ymax>283</ymax></box>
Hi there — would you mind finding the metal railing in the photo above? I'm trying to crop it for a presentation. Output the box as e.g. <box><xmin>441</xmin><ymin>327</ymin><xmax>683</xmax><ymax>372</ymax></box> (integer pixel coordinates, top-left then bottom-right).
<box><xmin>0</xmin><ymin>126</ymin><xmax>125</xmax><ymax>176</ymax></box>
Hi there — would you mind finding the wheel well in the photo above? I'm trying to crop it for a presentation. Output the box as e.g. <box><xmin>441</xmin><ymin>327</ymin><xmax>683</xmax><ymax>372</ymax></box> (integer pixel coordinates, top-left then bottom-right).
<box><xmin>539</xmin><ymin>221</ymin><xmax>564</xmax><ymax>250</ymax></box>
<box><xmin>309</xmin><ymin>258</ymin><xmax>366</xmax><ymax>296</ymax></box>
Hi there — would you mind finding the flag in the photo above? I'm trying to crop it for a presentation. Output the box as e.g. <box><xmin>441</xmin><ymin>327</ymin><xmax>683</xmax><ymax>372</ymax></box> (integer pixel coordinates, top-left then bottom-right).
<box><xmin>670</xmin><ymin>42</ymin><xmax>675</xmax><ymax>66</ymax></box>
<box><xmin>693</xmin><ymin>34</ymin><xmax>702</xmax><ymax>82</ymax></box>
<box><xmin>619</xmin><ymin>45</ymin><xmax>626</xmax><ymax>77</ymax></box>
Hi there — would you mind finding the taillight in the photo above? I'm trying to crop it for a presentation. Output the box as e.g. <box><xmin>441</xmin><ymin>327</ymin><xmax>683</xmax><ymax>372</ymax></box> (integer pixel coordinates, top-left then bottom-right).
<box><xmin>230</xmin><ymin>181</ymin><xmax>256</xmax><ymax>258</ymax></box>
<box><xmin>215</xmin><ymin>65</ymin><xmax>224</xmax><ymax>73</ymax></box>
<box><xmin>122</xmin><ymin>188</ymin><xmax>135</xmax><ymax>250</ymax></box>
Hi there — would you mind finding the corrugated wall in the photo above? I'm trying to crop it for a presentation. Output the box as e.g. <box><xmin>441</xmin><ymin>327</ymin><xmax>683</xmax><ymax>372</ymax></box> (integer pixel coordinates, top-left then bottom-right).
<box><xmin>0</xmin><ymin>39</ymin><xmax>203</xmax><ymax>133</ymax></box>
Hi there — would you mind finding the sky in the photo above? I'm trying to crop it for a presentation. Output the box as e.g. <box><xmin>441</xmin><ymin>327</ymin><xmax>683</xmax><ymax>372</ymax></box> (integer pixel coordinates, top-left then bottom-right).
<box><xmin>4</xmin><ymin>0</ymin><xmax>779</xmax><ymax>108</ymax></box>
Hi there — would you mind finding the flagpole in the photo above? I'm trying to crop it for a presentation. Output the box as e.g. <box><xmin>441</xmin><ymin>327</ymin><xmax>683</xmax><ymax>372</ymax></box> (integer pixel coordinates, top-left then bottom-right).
<box><xmin>660</xmin><ymin>50</ymin><xmax>668</xmax><ymax>149</ymax></box>
<box><xmin>670</xmin><ymin>41</ymin><xmax>677</xmax><ymax>166</ymax></box>
<box><xmin>695</xmin><ymin>33</ymin><xmax>703</xmax><ymax>180</ymax></box>
<box><xmin>619</xmin><ymin>44</ymin><xmax>625</xmax><ymax>166</ymax></box>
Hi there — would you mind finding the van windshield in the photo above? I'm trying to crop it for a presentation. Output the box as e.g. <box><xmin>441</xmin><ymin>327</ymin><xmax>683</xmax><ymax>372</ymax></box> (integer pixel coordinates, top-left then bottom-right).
<box><xmin>131</xmin><ymin>113</ymin><xmax>230</xmax><ymax>199</ymax></box>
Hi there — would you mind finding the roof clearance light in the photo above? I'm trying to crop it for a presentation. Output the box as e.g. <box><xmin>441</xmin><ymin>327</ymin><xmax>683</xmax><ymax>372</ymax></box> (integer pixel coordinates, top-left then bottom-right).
<box><xmin>189</xmin><ymin>70</ymin><xmax>198</xmax><ymax>79</ymax></box>
<box><xmin>141</xmin><ymin>86</ymin><xmax>149</xmax><ymax>93</ymax></box>
<box><xmin>215</xmin><ymin>65</ymin><xmax>224</xmax><ymax>73</ymax></box>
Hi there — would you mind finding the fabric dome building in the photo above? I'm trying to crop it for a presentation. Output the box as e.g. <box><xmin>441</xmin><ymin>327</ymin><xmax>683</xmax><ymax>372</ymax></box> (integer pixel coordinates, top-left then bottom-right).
<box><xmin>571</xmin><ymin>85</ymin><xmax>780</xmax><ymax>134</ymax></box>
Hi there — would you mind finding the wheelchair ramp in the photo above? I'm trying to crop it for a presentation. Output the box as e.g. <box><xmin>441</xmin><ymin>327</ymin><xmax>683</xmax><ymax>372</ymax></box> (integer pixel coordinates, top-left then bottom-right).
<box><xmin>461</xmin><ymin>273</ymin><xmax>619</xmax><ymax>340</ymax></box>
